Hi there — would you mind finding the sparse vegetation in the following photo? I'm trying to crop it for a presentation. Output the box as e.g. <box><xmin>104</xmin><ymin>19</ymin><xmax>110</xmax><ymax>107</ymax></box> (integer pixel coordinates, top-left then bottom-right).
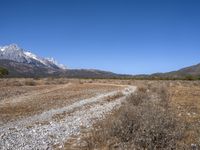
<box><xmin>104</xmin><ymin>92</ymin><xmax>124</xmax><ymax>102</ymax></box>
<box><xmin>0</xmin><ymin>67</ymin><xmax>8</xmax><ymax>76</ymax></box>
<box><xmin>24</xmin><ymin>79</ymin><xmax>36</xmax><ymax>86</ymax></box>
<box><xmin>1</xmin><ymin>79</ymin><xmax>200</xmax><ymax>149</ymax></box>
<box><xmin>77</xmin><ymin>83</ymin><xmax>198</xmax><ymax>150</ymax></box>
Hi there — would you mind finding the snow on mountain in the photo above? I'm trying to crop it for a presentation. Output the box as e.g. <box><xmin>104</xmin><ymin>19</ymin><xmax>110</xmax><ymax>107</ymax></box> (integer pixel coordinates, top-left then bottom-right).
<box><xmin>24</xmin><ymin>51</ymin><xmax>44</xmax><ymax>64</ymax></box>
<box><xmin>46</xmin><ymin>57</ymin><xmax>66</xmax><ymax>69</ymax></box>
<box><xmin>0</xmin><ymin>47</ymin><xmax>6</xmax><ymax>52</ymax></box>
<box><xmin>0</xmin><ymin>44</ymin><xmax>66</xmax><ymax>70</ymax></box>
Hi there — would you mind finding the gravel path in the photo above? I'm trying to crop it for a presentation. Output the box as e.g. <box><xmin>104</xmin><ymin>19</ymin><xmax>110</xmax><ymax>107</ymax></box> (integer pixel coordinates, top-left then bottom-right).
<box><xmin>0</xmin><ymin>85</ymin><xmax>136</xmax><ymax>150</ymax></box>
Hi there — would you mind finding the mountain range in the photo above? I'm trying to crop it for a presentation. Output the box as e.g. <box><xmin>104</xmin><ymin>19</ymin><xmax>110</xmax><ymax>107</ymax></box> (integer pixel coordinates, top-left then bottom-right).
<box><xmin>0</xmin><ymin>44</ymin><xmax>126</xmax><ymax>78</ymax></box>
<box><xmin>0</xmin><ymin>44</ymin><xmax>66</xmax><ymax>70</ymax></box>
<box><xmin>150</xmin><ymin>63</ymin><xmax>200</xmax><ymax>79</ymax></box>
<box><xmin>0</xmin><ymin>44</ymin><xmax>200</xmax><ymax>79</ymax></box>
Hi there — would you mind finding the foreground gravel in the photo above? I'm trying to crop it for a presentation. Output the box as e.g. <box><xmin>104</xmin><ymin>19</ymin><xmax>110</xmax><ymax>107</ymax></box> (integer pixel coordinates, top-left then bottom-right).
<box><xmin>0</xmin><ymin>85</ymin><xmax>136</xmax><ymax>150</ymax></box>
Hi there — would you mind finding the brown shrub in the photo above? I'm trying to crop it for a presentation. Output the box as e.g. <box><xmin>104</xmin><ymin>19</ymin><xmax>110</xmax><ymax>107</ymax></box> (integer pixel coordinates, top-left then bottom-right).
<box><xmin>106</xmin><ymin>92</ymin><xmax>124</xmax><ymax>102</ymax></box>
<box><xmin>10</xmin><ymin>80</ymin><xmax>23</xmax><ymax>86</ymax></box>
<box><xmin>24</xmin><ymin>79</ymin><xmax>36</xmax><ymax>86</ymax></box>
<box><xmin>126</xmin><ymin>85</ymin><xmax>149</xmax><ymax>106</ymax></box>
<box><xmin>79</xmin><ymin>84</ymin><xmax>188</xmax><ymax>150</ymax></box>
<box><xmin>114</xmin><ymin>103</ymin><xmax>186</xmax><ymax>149</ymax></box>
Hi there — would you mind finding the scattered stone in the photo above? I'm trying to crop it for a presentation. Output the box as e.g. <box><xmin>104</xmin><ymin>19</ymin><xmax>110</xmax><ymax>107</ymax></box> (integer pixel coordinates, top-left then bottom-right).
<box><xmin>0</xmin><ymin>86</ymin><xmax>136</xmax><ymax>149</ymax></box>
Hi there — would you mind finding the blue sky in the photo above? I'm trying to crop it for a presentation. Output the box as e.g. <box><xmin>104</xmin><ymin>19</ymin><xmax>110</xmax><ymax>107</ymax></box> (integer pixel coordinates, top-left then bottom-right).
<box><xmin>0</xmin><ymin>0</ymin><xmax>200</xmax><ymax>74</ymax></box>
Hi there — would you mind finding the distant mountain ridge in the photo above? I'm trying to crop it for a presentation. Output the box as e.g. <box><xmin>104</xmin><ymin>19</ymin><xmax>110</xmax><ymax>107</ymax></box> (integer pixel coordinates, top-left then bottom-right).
<box><xmin>1</xmin><ymin>44</ymin><xmax>199</xmax><ymax>79</ymax></box>
<box><xmin>0</xmin><ymin>44</ymin><xmax>66</xmax><ymax>70</ymax></box>
<box><xmin>132</xmin><ymin>63</ymin><xmax>200</xmax><ymax>80</ymax></box>
<box><xmin>150</xmin><ymin>63</ymin><xmax>200</xmax><ymax>79</ymax></box>
<box><xmin>0</xmin><ymin>59</ymin><xmax>127</xmax><ymax>78</ymax></box>
<box><xmin>0</xmin><ymin>44</ymin><xmax>129</xmax><ymax>78</ymax></box>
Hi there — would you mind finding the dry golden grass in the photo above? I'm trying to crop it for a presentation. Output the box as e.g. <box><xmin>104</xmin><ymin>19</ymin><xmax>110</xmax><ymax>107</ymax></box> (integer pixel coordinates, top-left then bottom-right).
<box><xmin>68</xmin><ymin>80</ymin><xmax>200</xmax><ymax>150</ymax></box>
<box><xmin>1</xmin><ymin>78</ymin><xmax>200</xmax><ymax>149</ymax></box>
<box><xmin>0</xmin><ymin>79</ymin><xmax>122</xmax><ymax>124</ymax></box>
<box><xmin>169</xmin><ymin>81</ymin><xmax>200</xmax><ymax>147</ymax></box>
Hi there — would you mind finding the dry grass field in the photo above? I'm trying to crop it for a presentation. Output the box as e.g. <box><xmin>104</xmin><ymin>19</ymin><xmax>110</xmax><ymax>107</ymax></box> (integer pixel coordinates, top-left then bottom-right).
<box><xmin>0</xmin><ymin>79</ymin><xmax>121</xmax><ymax>124</ymax></box>
<box><xmin>169</xmin><ymin>81</ymin><xmax>200</xmax><ymax>148</ymax></box>
<box><xmin>63</xmin><ymin>80</ymin><xmax>200</xmax><ymax>150</ymax></box>
<box><xmin>0</xmin><ymin>78</ymin><xmax>200</xmax><ymax>149</ymax></box>
<box><xmin>0</xmin><ymin>78</ymin><xmax>135</xmax><ymax>149</ymax></box>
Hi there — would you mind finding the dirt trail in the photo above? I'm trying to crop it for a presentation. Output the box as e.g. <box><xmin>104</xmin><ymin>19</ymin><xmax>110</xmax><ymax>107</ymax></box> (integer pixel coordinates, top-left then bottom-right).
<box><xmin>0</xmin><ymin>84</ymin><xmax>136</xmax><ymax>150</ymax></box>
<box><xmin>0</xmin><ymin>83</ymin><xmax>121</xmax><ymax>124</ymax></box>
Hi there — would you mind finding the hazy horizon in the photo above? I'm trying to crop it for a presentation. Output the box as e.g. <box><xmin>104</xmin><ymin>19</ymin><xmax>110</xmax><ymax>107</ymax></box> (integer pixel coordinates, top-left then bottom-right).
<box><xmin>1</xmin><ymin>0</ymin><xmax>200</xmax><ymax>74</ymax></box>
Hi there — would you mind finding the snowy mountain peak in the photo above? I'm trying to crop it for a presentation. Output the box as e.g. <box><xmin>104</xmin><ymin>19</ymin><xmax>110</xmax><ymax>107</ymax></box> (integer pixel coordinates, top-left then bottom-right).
<box><xmin>46</xmin><ymin>57</ymin><xmax>57</xmax><ymax>63</ymax></box>
<box><xmin>7</xmin><ymin>44</ymin><xmax>20</xmax><ymax>49</ymax></box>
<box><xmin>24</xmin><ymin>51</ymin><xmax>37</xmax><ymax>59</ymax></box>
<box><xmin>0</xmin><ymin>47</ymin><xmax>6</xmax><ymax>52</ymax></box>
<box><xmin>0</xmin><ymin>44</ymin><xmax>66</xmax><ymax>70</ymax></box>
<box><xmin>0</xmin><ymin>44</ymin><xmax>21</xmax><ymax>52</ymax></box>
<box><xmin>46</xmin><ymin>57</ymin><xmax>66</xmax><ymax>69</ymax></box>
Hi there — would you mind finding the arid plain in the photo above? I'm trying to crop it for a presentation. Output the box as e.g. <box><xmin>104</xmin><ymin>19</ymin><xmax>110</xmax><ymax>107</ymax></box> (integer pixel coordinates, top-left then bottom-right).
<box><xmin>0</xmin><ymin>78</ymin><xmax>200</xmax><ymax>149</ymax></box>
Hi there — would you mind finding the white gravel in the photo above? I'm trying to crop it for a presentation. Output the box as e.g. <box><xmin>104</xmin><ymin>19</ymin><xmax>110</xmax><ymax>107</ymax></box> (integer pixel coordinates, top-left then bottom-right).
<box><xmin>0</xmin><ymin>86</ymin><xmax>136</xmax><ymax>150</ymax></box>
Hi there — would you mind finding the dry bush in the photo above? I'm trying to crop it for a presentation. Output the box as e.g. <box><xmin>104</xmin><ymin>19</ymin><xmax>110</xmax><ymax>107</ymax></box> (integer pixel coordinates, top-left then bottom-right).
<box><xmin>79</xmin><ymin>80</ymin><xmax>84</xmax><ymax>84</ymax></box>
<box><xmin>9</xmin><ymin>80</ymin><xmax>23</xmax><ymax>86</ymax></box>
<box><xmin>0</xmin><ymin>79</ymin><xmax>23</xmax><ymax>86</ymax></box>
<box><xmin>112</xmin><ymin>103</ymin><xmax>186</xmax><ymax>150</ymax></box>
<box><xmin>126</xmin><ymin>86</ymin><xmax>149</xmax><ymax>106</ymax></box>
<box><xmin>56</xmin><ymin>78</ymin><xmax>67</xmax><ymax>84</ymax></box>
<box><xmin>43</xmin><ymin>77</ymin><xmax>69</xmax><ymax>85</ymax></box>
<box><xmin>86</xmin><ymin>79</ymin><xmax>94</xmax><ymax>83</ymax></box>
<box><xmin>106</xmin><ymin>92</ymin><xmax>124</xmax><ymax>102</ymax></box>
<box><xmin>80</xmin><ymin>84</ymin><xmax>188</xmax><ymax>150</ymax></box>
<box><xmin>24</xmin><ymin>79</ymin><xmax>36</xmax><ymax>86</ymax></box>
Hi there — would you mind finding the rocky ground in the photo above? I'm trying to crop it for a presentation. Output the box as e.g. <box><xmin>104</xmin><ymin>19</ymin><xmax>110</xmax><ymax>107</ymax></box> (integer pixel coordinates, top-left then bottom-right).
<box><xmin>0</xmin><ymin>80</ymin><xmax>136</xmax><ymax>149</ymax></box>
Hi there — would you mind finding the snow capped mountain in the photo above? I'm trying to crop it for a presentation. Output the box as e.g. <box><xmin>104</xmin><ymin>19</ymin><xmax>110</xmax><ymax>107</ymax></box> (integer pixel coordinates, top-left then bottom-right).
<box><xmin>0</xmin><ymin>44</ymin><xmax>125</xmax><ymax>78</ymax></box>
<box><xmin>46</xmin><ymin>57</ymin><xmax>66</xmax><ymax>69</ymax></box>
<box><xmin>0</xmin><ymin>44</ymin><xmax>66</xmax><ymax>70</ymax></box>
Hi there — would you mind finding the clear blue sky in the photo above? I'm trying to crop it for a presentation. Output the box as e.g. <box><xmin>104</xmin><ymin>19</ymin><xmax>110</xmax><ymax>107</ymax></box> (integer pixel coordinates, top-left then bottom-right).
<box><xmin>0</xmin><ymin>0</ymin><xmax>200</xmax><ymax>74</ymax></box>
